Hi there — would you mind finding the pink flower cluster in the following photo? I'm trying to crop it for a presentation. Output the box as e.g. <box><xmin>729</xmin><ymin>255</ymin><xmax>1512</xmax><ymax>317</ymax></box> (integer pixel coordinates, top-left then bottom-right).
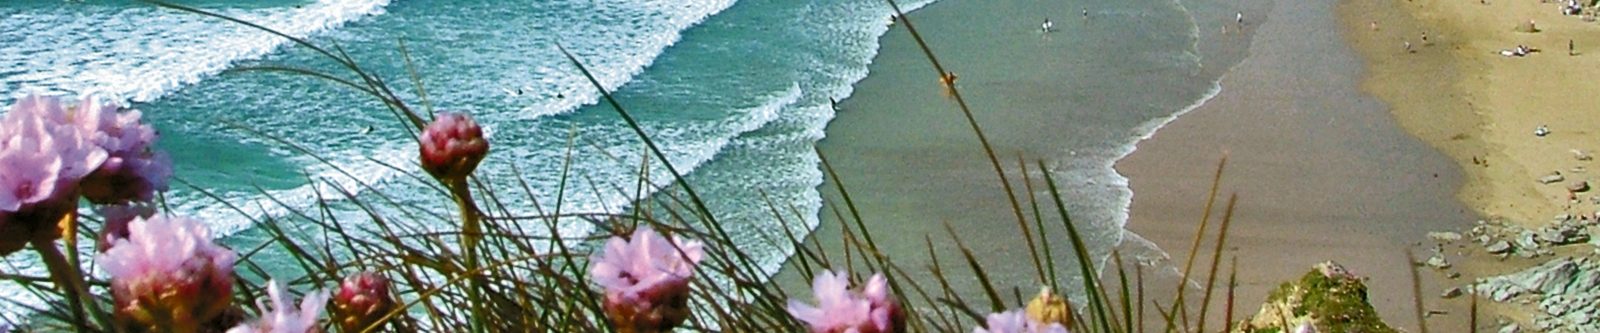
<box><xmin>0</xmin><ymin>95</ymin><xmax>109</xmax><ymax>253</ymax></box>
<box><xmin>97</xmin><ymin>215</ymin><xmax>237</xmax><ymax>332</ymax></box>
<box><xmin>0</xmin><ymin>94</ymin><xmax>169</xmax><ymax>255</ymax></box>
<box><xmin>973</xmin><ymin>310</ymin><xmax>1071</xmax><ymax>333</ymax></box>
<box><xmin>227</xmin><ymin>280</ymin><xmax>329</xmax><ymax>333</ymax></box>
<box><xmin>787</xmin><ymin>271</ymin><xmax>905</xmax><ymax>333</ymax></box>
<box><xmin>71</xmin><ymin>96</ymin><xmax>170</xmax><ymax>205</ymax></box>
<box><xmin>589</xmin><ymin>228</ymin><xmax>704</xmax><ymax>332</ymax></box>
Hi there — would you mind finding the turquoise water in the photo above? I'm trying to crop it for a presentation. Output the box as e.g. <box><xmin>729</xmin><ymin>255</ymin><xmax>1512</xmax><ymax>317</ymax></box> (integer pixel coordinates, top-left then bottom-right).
<box><xmin>0</xmin><ymin>0</ymin><xmax>1241</xmax><ymax>319</ymax></box>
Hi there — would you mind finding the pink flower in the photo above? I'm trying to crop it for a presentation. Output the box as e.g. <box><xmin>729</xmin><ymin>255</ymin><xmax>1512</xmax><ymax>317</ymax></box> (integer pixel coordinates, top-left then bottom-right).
<box><xmin>97</xmin><ymin>215</ymin><xmax>236</xmax><ymax>333</ymax></box>
<box><xmin>787</xmin><ymin>271</ymin><xmax>905</xmax><ymax>333</ymax></box>
<box><xmin>94</xmin><ymin>203</ymin><xmax>155</xmax><ymax>252</ymax></box>
<box><xmin>331</xmin><ymin>272</ymin><xmax>393</xmax><ymax>332</ymax></box>
<box><xmin>0</xmin><ymin>94</ymin><xmax>108</xmax><ymax>255</ymax></box>
<box><xmin>973</xmin><ymin>310</ymin><xmax>1071</xmax><ymax>333</ymax></box>
<box><xmin>589</xmin><ymin>228</ymin><xmax>704</xmax><ymax>332</ymax></box>
<box><xmin>227</xmin><ymin>280</ymin><xmax>329</xmax><ymax>333</ymax></box>
<box><xmin>418</xmin><ymin>112</ymin><xmax>487</xmax><ymax>180</ymax></box>
<box><xmin>69</xmin><ymin>95</ymin><xmax>170</xmax><ymax>205</ymax></box>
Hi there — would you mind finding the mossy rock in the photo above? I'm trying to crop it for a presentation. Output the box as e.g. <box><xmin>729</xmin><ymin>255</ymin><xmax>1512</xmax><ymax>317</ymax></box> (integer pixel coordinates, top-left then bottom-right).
<box><xmin>1231</xmin><ymin>261</ymin><xmax>1400</xmax><ymax>333</ymax></box>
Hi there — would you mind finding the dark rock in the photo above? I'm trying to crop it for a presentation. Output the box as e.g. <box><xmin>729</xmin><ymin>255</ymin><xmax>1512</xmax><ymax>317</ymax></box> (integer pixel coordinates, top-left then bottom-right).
<box><xmin>1443</xmin><ymin>287</ymin><xmax>1464</xmax><ymax>299</ymax></box>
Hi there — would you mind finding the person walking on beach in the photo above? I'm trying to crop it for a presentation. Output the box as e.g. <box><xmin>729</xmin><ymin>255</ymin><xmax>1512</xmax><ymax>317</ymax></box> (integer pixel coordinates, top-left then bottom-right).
<box><xmin>1570</xmin><ymin>39</ymin><xmax>1576</xmax><ymax>55</ymax></box>
<box><xmin>1404</xmin><ymin>40</ymin><xmax>1414</xmax><ymax>53</ymax></box>
<box><xmin>1236</xmin><ymin>11</ymin><xmax>1244</xmax><ymax>25</ymax></box>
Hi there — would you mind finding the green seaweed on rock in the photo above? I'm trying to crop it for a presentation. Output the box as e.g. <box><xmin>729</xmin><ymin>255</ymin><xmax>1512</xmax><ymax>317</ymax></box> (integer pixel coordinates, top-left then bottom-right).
<box><xmin>1232</xmin><ymin>261</ymin><xmax>1401</xmax><ymax>333</ymax></box>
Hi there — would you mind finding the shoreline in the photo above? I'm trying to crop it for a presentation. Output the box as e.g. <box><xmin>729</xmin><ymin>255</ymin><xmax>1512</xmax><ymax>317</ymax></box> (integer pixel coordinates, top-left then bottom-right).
<box><xmin>776</xmin><ymin>0</ymin><xmax>1258</xmax><ymax>304</ymax></box>
<box><xmin>1118</xmin><ymin>0</ymin><xmax>1479</xmax><ymax>331</ymax></box>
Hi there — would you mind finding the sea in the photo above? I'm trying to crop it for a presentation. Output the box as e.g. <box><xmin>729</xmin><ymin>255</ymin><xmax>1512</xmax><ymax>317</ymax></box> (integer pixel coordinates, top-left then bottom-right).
<box><xmin>0</xmin><ymin>0</ymin><xmax>1243</xmax><ymax>319</ymax></box>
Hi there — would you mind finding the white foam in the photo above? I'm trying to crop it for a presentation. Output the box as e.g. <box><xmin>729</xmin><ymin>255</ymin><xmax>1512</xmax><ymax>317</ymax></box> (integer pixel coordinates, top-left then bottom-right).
<box><xmin>0</xmin><ymin>0</ymin><xmax>390</xmax><ymax>103</ymax></box>
<box><xmin>1106</xmin><ymin>0</ymin><xmax>1250</xmax><ymax>282</ymax></box>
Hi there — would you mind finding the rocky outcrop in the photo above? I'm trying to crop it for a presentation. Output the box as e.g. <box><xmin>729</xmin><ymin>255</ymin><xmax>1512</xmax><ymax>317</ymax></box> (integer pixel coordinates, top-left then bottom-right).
<box><xmin>1473</xmin><ymin>256</ymin><xmax>1600</xmax><ymax>332</ymax></box>
<box><xmin>1231</xmin><ymin>262</ymin><xmax>1400</xmax><ymax>333</ymax></box>
<box><xmin>1465</xmin><ymin>217</ymin><xmax>1595</xmax><ymax>259</ymax></box>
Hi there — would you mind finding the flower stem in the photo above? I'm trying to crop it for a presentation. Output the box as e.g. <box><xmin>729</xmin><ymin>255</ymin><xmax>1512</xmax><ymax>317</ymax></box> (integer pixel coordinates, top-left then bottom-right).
<box><xmin>448</xmin><ymin>178</ymin><xmax>487</xmax><ymax>333</ymax></box>
<box><xmin>33</xmin><ymin>233</ymin><xmax>90</xmax><ymax>330</ymax></box>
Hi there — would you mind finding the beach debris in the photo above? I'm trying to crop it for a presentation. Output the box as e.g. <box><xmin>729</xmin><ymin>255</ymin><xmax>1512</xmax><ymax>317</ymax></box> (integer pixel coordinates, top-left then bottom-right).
<box><xmin>1500</xmin><ymin>323</ymin><xmax>1522</xmax><ymax>333</ymax></box>
<box><xmin>1574</xmin><ymin>149</ymin><xmax>1593</xmax><ymax>161</ymax></box>
<box><xmin>1229</xmin><ymin>262</ymin><xmax>1399</xmax><ymax>333</ymax></box>
<box><xmin>1570</xmin><ymin>181</ymin><xmax>1591</xmax><ymax>192</ymax></box>
<box><xmin>1472</xmin><ymin>257</ymin><xmax>1600</xmax><ymax>331</ymax></box>
<box><xmin>1429</xmin><ymin>231</ymin><xmax>1464</xmax><ymax>242</ymax></box>
<box><xmin>1539</xmin><ymin>172</ymin><xmax>1565</xmax><ymax>184</ymax></box>
<box><xmin>1443</xmin><ymin>287</ymin><xmax>1465</xmax><ymax>299</ymax></box>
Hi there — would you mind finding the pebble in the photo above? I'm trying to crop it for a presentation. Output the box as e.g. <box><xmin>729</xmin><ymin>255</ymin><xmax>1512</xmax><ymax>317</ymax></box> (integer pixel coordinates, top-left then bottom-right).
<box><xmin>1426</xmin><ymin>254</ymin><xmax>1452</xmax><ymax>269</ymax></box>
<box><xmin>1541</xmin><ymin>172</ymin><xmax>1567</xmax><ymax>184</ymax></box>
<box><xmin>1571</xmin><ymin>181</ymin><xmax>1591</xmax><ymax>192</ymax></box>
<box><xmin>1487</xmin><ymin>240</ymin><xmax>1514</xmax><ymax>254</ymax></box>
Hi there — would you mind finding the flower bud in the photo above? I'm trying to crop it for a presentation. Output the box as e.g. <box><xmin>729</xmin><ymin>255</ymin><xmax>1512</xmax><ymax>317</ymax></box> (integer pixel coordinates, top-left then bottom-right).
<box><xmin>418</xmin><ymin>113</ymin><xmax>488</xmax><ymax>180</ymax></box>
<box><xmin>1025</xmin><ymin>287</ymin><xmax>1074</xmax><ymax>329</ymax></box>
<box><xmin>95</xmin><ymin>204</ymin><xmax>154</xmax><ymax>252</ymax></box>
<box><xmin>331</xmin><ymin>272</ymin><xmax>394</xmax><ymax>332</ymax></box>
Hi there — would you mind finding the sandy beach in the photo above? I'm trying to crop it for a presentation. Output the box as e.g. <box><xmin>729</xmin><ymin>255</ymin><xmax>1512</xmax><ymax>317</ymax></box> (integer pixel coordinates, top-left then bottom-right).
<box><xmin>1118</xmin><ymin>0</ymin><xmax>1484</xmax><ymax>331</ymax></box>
<box><xmin>1340</xmin><ymin>0</ymin><xmax>1600</xmax><ymax>326</ymax></box>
